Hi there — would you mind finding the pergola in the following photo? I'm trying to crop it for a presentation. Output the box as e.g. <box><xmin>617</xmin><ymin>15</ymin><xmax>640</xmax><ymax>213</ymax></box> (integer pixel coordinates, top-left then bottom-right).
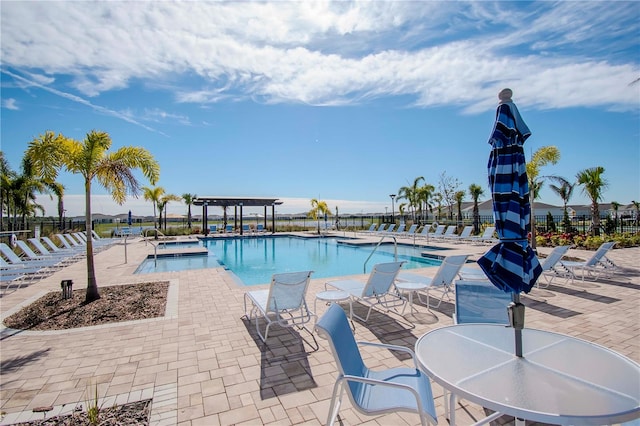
<box><xmin>193</xmin><ymin>197</ymin><xmax>283</xmax><ymax>235</ymax></box>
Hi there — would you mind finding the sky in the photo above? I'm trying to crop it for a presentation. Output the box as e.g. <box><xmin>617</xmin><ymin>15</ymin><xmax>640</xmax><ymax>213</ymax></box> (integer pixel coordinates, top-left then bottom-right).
<box><xmin>1</xmin><ymin>1</ymin><xmax>639</xmax><ymax>218</ymax></box>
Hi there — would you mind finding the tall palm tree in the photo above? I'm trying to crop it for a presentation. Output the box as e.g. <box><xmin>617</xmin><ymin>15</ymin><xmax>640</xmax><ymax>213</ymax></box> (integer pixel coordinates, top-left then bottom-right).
<box><xmin>468</xmin><ymin>183</ymin><xmax>484</xmax><ymax>234</ymax></box>
<box><xmin>0</xmin><ymin>152</ymin><xmax>15</xmax><ymax>232</ymax></box>
<box><xmin>526</xmin><ymin>146</ymin><xmax>560</xmax><ymax>249</ymax></box>
<box><xmin>417</xmin><ymin>182</ymin><xmax>435</xmax><ymax>224</ymax></box>
<box><xmin>26</xmin><ymin>130</ymin><xmax>160</xmax><ymax>302</ymax></box>
<box><xmin>610</xmin><ymin>201</ymin><xmax>621</xmax><ymax>233</ymax></box>
<box><xmin>143</xmin><ymin>186</ymin><xmax>165</xmax><ymax>230</ymax></box>
<box><xmin>548</xmin><ymin>176</ymin><xmax>574</xmax><ymax>232</ymax></box>
<box><xmin>576</xmin><ymin>166</ymin><xmax>608</xmax><ymax>236</ymax></box>
<box><xmin>182</xmin><ymin>193</ymin><xmax>196</xmax><ymax>229</ymax></box>
<box><xmin>308</xmin><ymin>198</ymin><xmax>330</xmax><ymax>234</ymax></box>
<box><xmin>454</xmin><ymin>190</ymin><xmax>465</xmax><ymax>228</ymax></box>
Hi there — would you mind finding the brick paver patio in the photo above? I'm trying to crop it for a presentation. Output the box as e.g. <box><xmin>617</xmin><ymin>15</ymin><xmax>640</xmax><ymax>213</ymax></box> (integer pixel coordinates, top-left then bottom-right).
<box><xmin>1</xmin><ymin>234</ymin><xmax>638</xmax><ymax>425</ymax></box>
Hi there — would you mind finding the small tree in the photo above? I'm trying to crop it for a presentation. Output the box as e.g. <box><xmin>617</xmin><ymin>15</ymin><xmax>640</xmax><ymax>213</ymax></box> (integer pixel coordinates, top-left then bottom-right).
<box><xmin>576</xmin><ymin>166</ymin><xmax>608</xmax><ymax>236</ymax></box>
<box><xmin>610</xmin><ymin>201</ymin><xmax>620</xmax><ymax>234</ymax></box>
<box><xmin>454</xmin><ymin>190</ymin><xmax>465</xmax><ymax>229</ymax></box>
<box><xmin>308</xmin><ymin>198</ymin><xmax>330</xmax><ymax>234</ymax></box>
<box><xmin>182</xmin><ymin>193</ymin><xmax>197</xmax><ymax>229</ymax></box>
<box><xmin>468</xmin><ymin>183</ymin><xmax>484</xmax><ymax>234</ymax></box>
<box><xmin>26</xmin><ymin>130</ymin><xmax>159</xmax><ymax>302</ymax></box>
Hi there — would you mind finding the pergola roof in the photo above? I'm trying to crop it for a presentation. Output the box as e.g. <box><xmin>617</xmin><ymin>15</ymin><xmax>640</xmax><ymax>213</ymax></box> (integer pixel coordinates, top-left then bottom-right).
<box><xmin>193</xmin><ymin>197</ymin><xmax>282</xmax><ymax>208</ymax></box>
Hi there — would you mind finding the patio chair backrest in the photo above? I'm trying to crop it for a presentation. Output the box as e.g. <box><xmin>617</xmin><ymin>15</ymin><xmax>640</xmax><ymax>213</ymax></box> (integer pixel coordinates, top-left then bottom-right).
<box><xmin>363</xmin><ymin>261</ymin><xmax>405</xmax><ymax>297</ymax></box>
<box><xmin>266</xmin><ymin>270</ymin><xmax>313</xmax><ymax>312</ymax></box>
<box><xmin>395</xmin><ymin>224</ymin><xmax>406</xmax><ymax>234</ymax></box>
<box><xmin>384</xmin><ymin>224</ymin><xmax>396</xmax><ymax>233</ymax></box>
<box><xmin>28</xmin><ymin>238</ymin><xmax>51</xmax><ymax>255</ymax></box>
<box><xmin>209</xmin><ymin>225</ymin><xmax>217</xmax><ymax>233</ymax></box>
<box><xmin>540</xmin><ymin>245</ymin><xmax>571</xmax><ymax>272</ymax></box>
<box><xmin>458</xmin><ymin>226</ymin><xmax>473</xmax><ymax>238</ymax></box>
<box><xmin>15</xmin><ymin>240</ymin><xmax>41</xmax><ymax>259</ymax></box>
<box><xmin>431</xmin><ymin>225</ymin><xmax>446</xmax><ymax>236</ymax></box>
<box><xmin>0</xmin><ymin>242</ymin><xmax>24</xmax><ymax>263</ymax></box>
<box><xmin>481</xmin><ymin>226</ymin><xmax>496</xmax><ymax>238</ymax></box>
<box><xmin>55</xmin><ymin>234</ymin><xmax>73</xmax><ymax>249</ymax></box>
<box><xmin>432</xmin><ymin>255</ymin><xmax>469</xmax><ymax>286</ymax></box>
<box><xmin>42</xmin><ymin>237</ymin><xmax>62</xmax><ymax>252</ymax></box>
<box><xmin>315</xmin><ymin>304</ymin><xmax>367</xmax><ymax>393</ymax></box>
<box><xmin>455</xmin><ymin>280</ymin><xmax>512</xmax><ymax>324</ymax></box>
<box><xmin>377</xmin><ymin>224</ymin><xmax>387</xmax><ymax>232</ymax></box>
<box><xmin>442</xmin><ymin>226</ymin><xmax>456</xmax><ymax>236</ymax></box>
<box><xmin>406</xmin><ymin>224</ymin><xmax>418</xmax><ymax>235</ymax></box>
<box><xmin>586</xmin><ymin>242</ymin><xmax>615</xmax><ymax>266</ymax></box>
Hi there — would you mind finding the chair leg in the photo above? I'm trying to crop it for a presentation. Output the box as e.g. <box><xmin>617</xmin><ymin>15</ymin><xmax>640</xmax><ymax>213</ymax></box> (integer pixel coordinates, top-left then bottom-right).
<box><xmin>327</xmin><ymin>379</ymin><xmax>344</xmax><ymax>426</ymax></box>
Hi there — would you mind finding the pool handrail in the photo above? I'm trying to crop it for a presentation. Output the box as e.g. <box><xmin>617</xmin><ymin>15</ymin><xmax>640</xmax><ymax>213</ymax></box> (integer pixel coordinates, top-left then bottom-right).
<box><xmin>363</xmin><ymin>236</ymin><xmax>398</xmax><ymax>274</ymax></box>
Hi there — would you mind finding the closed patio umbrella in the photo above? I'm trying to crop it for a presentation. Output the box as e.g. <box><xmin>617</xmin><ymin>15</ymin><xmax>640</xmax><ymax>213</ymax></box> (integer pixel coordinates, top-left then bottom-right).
<box><xmin>477</xmin><ymin>88</ymin><xmax>543</xmax><ymax>357</ymax></box>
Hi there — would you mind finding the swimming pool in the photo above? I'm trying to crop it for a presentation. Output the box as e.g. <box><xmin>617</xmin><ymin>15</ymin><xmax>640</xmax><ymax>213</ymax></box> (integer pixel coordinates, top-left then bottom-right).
<box><xmin>135</xmin><ymin>236</ymin><xmax>442</xmax><ymax>285</ymax></box>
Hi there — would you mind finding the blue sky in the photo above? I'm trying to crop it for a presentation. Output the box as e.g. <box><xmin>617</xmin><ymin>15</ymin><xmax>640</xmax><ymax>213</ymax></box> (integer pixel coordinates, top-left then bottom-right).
<box><xmin>1</xmin><ymin>1</ymin><xmax>638</xmax><ymax>217</ymax></box>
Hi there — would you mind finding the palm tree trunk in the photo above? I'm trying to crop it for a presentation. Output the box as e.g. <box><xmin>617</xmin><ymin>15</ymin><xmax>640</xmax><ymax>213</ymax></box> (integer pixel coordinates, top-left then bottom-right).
<box><xmin>84</xmin><ymin>180</ymin><xmax>100</xmax><ymax>302</ymax></box>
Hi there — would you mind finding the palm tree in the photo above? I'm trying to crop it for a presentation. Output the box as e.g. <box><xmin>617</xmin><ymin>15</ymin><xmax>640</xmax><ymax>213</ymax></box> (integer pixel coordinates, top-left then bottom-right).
<box><xmin>159</xmin><ymin>194</ymin><xmax>182</xmax><ymax>230</ymax></box>
<box><xmin>182</xmin><ymin>193</ymin><xmax>196</xmax><ymax>229</ymax></box>
<box><xmin>0</xmin><ymin>152</ymin><xmax>15</xmax><ymax>232</ymax></box>
<box><xmin>576</xmin><ymin>166</ymin><xmax>608</xmax><ymax>236</ymax></box>
<box><xmin>143</xmin><ymin>186</ymin><xmax>165</xmax><ymax>231</ymax></box>
<box><xmin>610</xmin><ymin>201</ymin><xmax>620</xmax><ymax>233</ymax></box>
<box><xmin>526</xmin><ymin>146</ymin><xmax>560</xmax><ymax>249</ymax></box>
<box><xmin>417</xmin><ymin>182</ymin><xmax>435</xmax><ymax>224</ymax></box>
<box><xmin>548</xmin><ymin>177</ymin><xmax>574</xmax><ymax>232</ymax></box>
<box><xmin>468</xmin><ymin>183</ymin><xmax>484</xmax><ymax>234</ymax></box>
<box><xmin>308</xmin><ymin>198</ymin><xmax>331</xmax><ymax>234</ymax></box>
<box><xmin>26</xmin><ymin>130</ymin><xmax>160</xmax><ymax>302</ymax></box>
<box><xmin>454</xmin><ymin>190</ymin><xmax>465</xmax><ymax>228</ymax></box>
<box><xmin>398</xmin><ymin>176</ymin><xmax>424</xmax><ymax>223</ymax></box>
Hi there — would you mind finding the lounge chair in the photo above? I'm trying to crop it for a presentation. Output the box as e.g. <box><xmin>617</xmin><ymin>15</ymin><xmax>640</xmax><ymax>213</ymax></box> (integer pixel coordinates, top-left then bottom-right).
<box><xmin>401</xmin><ymin>224</ymin><xmax>419</xmax><ymax>238</ymax></box>
<box><xmin>442</xmin><ymin>225</ymin><xmax>473</xmax><ymax>243</ymax></box>
<box><xmin>0</xmin><ymin>242</ymin><xmax>65</xmax><ymax>270</ymax></box>
<box><xmin>48</xmin><ymin>235</ymin><xmax>84</xmax><ymax>255</ymax></box>
<box><xmin>392</xmin><ymin>224</ymin><xmax>406</xmax><ymax>236</ymax></box>
<box><xmin>375</xmin><ymin>224</ymin><xmax>387</xmax><ymax>234</ymax></box>
<box><xmin>256</xmin><ymin>224</ymin><xmax>266</xmax><ymax>234</ymax></box>
<box><xmin>395</xmin><ymin>255</ymin><xmax>469</xmax><ymax>309</ymax></box>
<box><xmin>468</xmin><ymin>226</ymin><xmax>497</xmax><ymax>245</ymax></box>
<box><xmin>454</xmin><ymin>280</ymin><xmax>512</xmax><ymax>325</ymax></box>
<box><xmin>28</xmin><ymin>238</ymin><xmax>81</xmax><ymax>263</ymax></box>
<box><xmin>537</xmin><ymin>245</ymin><xmax>572</xmax><ymax>286</ymax></box>
<box><xmin>209</xmin><ymin>225</ymin><xmax>218</xmax><ymax>233</ymax></box>
<box><xmin>559</xmin><ymin>242</ymin><xmax>617</xmax><ymax>282</ymax></box>
<box><xmin>315</xmin><ymin>304</ymin><xmax>437</xmax><ymax>426</ymax></box>
<box><xmin>362</xmin><ymin>223</ymin><xmax>378</xmax><ymax>234</ymax></box>
<box><xmin>379</xmin><ymin>224</ymin><xmax>396</xmax><ymax>235</ymax></box>
<box><xmin>224</xmin><ymin>224</ymin><xmax>234</xmax><ymax>234</ymax></box>
<box><xmin>434</xmin><ymin>225</ymin><xmax>456</xmax><ymax>240</ymax></box>
<box><xmin>242</xmin><ymin>224</ymin><xmax>251</xmax><ymax>234</ymax></box>
<box><xmin>243</xmin><ymin>270</ymin><xmax>315</xmax><ymax>343</ymax></box>
<box><xmin>325</xmin><ymin>261</ymin><xmax>405</xmax><ymax>322</ymax></box>
<box><xmin>426</xmin><ymin>224</ymin><xmax>446</xmax><ymax>239</ymax></box>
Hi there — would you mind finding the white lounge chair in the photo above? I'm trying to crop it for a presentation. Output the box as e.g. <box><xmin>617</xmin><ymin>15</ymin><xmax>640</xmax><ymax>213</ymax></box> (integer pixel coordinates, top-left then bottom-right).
<box><xmin>0</xmin><ymin>242</ymin><xmax>65</xmax><ymax>270</ymax></box>
<box><xmin>442</xmin><ymin>225</ymin><xmax>473</xmax><ymax>243</ymax></box>
<box><xmin>395</xmin><ymin>255</ymin><xmax>469</xmax><ymax>309</ymax></box>
<box><xmin>559</xmin><ymin>242</ymin><xmax>617</xmax><ymax>282</ymax></box>
<box><xmin>435</xmin><ymin>225</ymin><xmax>456</xmax><ymax>240</ymax></box>
<box><xmin>28</xmin><ymin>238</ymin><xmax>81</xmax><ymax>263</ymax></box>
<box><xmin>427</xmin><ymin>224</ymin><xmax>446</xmax><ymax>239</ymax></box>
<box><xmin>325</xmin><ymin>261</ymin><xmax>405</xmax><ymax>322</ymax></box>
<box><xmin>315</xmin><ymin>304</ymin><xmax>438</xmax><ymax>426</ymax></box>
<box><xmin>392</xmin><ymin>224</ymin><xmax>406</xmax><ymax>236</ymax></box>
<box><xmin>243</xmin><ymin>270</ymin><xmax>315</xmax><ymax>343</ymax></box>
<box><xmin>537</xmin><ymin>245</ymin><xmax>572</xmax><ymax>287</ymax></box>
<box><xmin>468</xmin><ymin>226</ymin><xmax>497</xmax><ymax>245</ymax></box>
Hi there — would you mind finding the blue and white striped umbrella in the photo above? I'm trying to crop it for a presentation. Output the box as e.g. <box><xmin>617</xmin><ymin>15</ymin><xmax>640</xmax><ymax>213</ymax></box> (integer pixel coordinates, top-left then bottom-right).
<box><xmin>477</xmin><ymin>93</ymin><xmax>542</xmax><ymax>294</ymax></box>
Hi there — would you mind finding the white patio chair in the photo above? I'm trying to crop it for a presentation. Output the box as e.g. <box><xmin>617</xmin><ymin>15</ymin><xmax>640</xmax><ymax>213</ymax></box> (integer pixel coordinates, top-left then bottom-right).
<box><xmin>325</xmin><ymin>261</ymin><xmax>405</xmax><ymax>322</ymax></box>
<box><xmin>395</xmin><ymin>255</ymin><xmax>469</xmax><ymax>309</ymax></box>
<box><xmin>243</xmin><ymin>270</ymin><xmax>315</xmax><ymax>343</ymax></box>
<box><xmin>315</xmin><ymin>304</ymin><xmax>437</xmax><ymax>426</ymax></box>
<box><xmin>559</xmin><ymin>241</ymin><xmax>617</xmax><ymax>282</ymax></box>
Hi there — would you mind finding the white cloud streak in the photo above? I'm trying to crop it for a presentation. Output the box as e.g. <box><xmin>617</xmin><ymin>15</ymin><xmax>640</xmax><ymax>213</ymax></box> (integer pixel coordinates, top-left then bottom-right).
<box><xmin>2</xmin><ymin>1</ymin><xmax>638</xmax><ymax>113</ymax></box>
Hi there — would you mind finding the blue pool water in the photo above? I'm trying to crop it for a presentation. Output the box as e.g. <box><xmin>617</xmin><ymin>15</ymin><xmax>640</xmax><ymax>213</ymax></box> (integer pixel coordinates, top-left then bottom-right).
<box><xmin>135</xmin><ymin>236</ymin><xmax>441</xmax><ymax>285</ymax></box>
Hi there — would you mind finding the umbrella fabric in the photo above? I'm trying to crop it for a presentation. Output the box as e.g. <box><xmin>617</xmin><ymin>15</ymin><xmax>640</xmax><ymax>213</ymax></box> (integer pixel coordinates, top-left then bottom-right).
<box><xmin>477</xmin><ymin>100</ymin><xmax>542</xmax><ymax>294</ymax></box>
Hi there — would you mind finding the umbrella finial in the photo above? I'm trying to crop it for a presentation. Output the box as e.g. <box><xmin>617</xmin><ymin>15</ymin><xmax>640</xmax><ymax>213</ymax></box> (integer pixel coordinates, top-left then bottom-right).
<box><xmin>498</xmin><ymin>88</ymin><xmax>513</xmax><ymax>103</ymax></box>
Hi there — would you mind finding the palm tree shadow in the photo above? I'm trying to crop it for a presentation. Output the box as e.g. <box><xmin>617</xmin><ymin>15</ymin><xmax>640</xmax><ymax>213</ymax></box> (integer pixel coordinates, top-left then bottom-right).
<box><xmin>1</xmin><ymin>348</ymin><xmax>50</xmax><ymax>374</ymax></box>
<box><xmin>241</xmin><ymin>317</ymin><xmax>317</xmax><ymax>400</ymax></box>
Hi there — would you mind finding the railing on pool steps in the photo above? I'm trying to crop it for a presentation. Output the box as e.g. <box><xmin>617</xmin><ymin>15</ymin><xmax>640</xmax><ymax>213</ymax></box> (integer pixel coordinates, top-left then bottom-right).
<box><xmin>363</xmin><ymin>236</ymin><xmax>398</xmax><ymax>274</ymax></box>
<box><xmin>143</xmin><ymin>228</ymin><xmax>168</xmax><ymax>265</ymax></box>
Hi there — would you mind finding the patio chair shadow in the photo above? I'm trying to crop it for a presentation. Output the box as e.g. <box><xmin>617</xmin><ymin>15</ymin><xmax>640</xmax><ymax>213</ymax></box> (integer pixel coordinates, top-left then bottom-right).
<box><xmin>521</xmin><ymin>297</ymin><xmax>582</xmax><ymax>318</ymax></box>
<box><xmin>545</xmin><ymin>284</ymin><xmax>621</xmax><ymax>304</ymax></box>
<box><xmin>349</xmin><ymin>302</ymin><xmax>419</xmax><ymax>362</ymax></box>
<box><xmin>241</xmin><ymin>318</ymin><xmax>317</xmax><ymax>400</ymax></box>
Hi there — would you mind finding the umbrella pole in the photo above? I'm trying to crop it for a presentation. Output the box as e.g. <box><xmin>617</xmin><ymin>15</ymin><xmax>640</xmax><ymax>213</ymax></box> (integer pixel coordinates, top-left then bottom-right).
<box><xmin>509</xmin><ymin>293</ymin><xmax>525</xmax><ymax>357</ymax></box>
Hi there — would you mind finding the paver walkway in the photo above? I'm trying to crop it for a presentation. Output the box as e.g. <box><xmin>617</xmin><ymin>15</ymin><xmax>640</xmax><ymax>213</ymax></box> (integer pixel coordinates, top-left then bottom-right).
<box><xmin>1</xmin><ymin>235</ymin><xmax>638</xmax><ymax>425</ymax></box>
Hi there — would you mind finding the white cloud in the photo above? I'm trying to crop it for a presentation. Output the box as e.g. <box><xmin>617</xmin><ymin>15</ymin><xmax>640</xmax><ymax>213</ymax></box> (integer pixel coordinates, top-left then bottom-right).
<box><xmin>1</xmin><ymin>1</ymin><xmax>638</xmax><ymax>113</ymax></box>
<box><xmin>2</xmin><ymin>98</ymin><xmax>18</xmax><ymax>110</ymax></box>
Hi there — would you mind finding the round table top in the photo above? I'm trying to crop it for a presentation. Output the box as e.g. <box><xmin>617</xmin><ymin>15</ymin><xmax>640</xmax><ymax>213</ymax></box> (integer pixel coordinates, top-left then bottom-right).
<box><xmin>415</xmin><ymin>324</ymin><xmax>640</xmax><ymax>425</ymax></box>
<box><xmin>316</xmin><ymin>290</ymin><xmax>350</xmax><ymax>302</ymax></box>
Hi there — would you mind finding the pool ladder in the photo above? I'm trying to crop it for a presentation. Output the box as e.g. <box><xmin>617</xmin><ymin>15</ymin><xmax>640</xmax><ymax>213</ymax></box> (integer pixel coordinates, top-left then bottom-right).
<box><xmin>363</xmin><ymin>235</ymin><xmax>398</xmax><ymax>274</ymax></box>
<box><xmin>143</xmin><ymin>228</ymin><xmax>168</xmax><ymax>265</ymax></box>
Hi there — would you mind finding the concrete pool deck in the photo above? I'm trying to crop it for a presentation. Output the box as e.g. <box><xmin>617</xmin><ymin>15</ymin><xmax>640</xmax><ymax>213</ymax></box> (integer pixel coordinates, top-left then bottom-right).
<box><xmin>1</xmin><ymin>233</ymin><xmax>639</xmax><ymax>425</ymax></box>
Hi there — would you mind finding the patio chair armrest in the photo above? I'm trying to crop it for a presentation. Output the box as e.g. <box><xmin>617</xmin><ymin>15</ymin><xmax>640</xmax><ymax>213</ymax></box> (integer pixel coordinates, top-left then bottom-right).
<box><xmin>357</xmin><ymin>341</ymin><xmax>417</xmax><ymax>361</ymax></box>
<box><xmin>340</xmin><ymin>374</ymin><xmax>424</xmax><ymax>406</ymax></box>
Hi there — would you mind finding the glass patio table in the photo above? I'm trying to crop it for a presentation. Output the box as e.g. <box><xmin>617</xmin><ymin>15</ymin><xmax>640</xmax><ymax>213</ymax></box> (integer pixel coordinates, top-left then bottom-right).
<box><xmin>415</xmin><ymin>324</ymin><xmax>640</xmax><ymax>425</ymax></box>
